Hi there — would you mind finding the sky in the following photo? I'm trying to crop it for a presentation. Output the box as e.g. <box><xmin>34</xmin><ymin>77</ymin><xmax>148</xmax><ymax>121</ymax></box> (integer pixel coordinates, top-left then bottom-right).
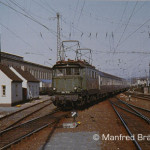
<box><xmin>0</xmin><ymin>0</ymin><xmax>150</xmax><ymax>79</ymax></box>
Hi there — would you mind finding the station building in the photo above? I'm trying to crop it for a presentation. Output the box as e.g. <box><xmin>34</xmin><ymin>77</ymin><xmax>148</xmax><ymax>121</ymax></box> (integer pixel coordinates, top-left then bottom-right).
<box><xmin>10</xmin><ymin>67</ymin><xmax>40</xmax><ymax>100</ymax></box>
<box><xmin>1</xmin><ymin>52</ymin><xmax>52</xmax><ymax>92</ymax></box>
<box><xmin>0</xmin><ymin>64</ymin><xmax>23</xmax><ymax>106</ymax></box>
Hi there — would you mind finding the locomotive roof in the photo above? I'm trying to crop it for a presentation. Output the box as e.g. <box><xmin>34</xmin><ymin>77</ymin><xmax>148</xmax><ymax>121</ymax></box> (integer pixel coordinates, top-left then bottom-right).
<box><xmin>53</xmin><ymin>60</ymin><xmax>124</xmax><ymax>81</ymax></box>
<box><xmin>53</xmin><ymin>60</ymin><xmax>95</xmax><ymax>69</ymax></box>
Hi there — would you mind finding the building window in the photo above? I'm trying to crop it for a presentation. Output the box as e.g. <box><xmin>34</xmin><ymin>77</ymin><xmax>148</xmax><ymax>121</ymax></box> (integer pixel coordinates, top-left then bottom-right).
<box><xmin>45</xmin><ymin>72</ymin><xmax>47</xmax><ymax>79</ymax></box>
<box><xmin>36</xmin><ymin>85</ymin><xmax>38</xmax><ymax>95</ymax></box>
<box><xmin>32</xmin><ymin>86</ymin><xmax>34</xmax><ymax>97</ymax></box>
<box><xmin>16</xmin><ymin>84</ymin><xmax>18</xmax><ymax>96</ymax></box>
<box><xmin>2</xmin><ymin>85</ymin><xmax>6</xmax><ymax>96</ymax></box>
<box><xmin>40</xmin><ymin>72</ymin><xmax>42</xmax><ymax>79</ymax></box>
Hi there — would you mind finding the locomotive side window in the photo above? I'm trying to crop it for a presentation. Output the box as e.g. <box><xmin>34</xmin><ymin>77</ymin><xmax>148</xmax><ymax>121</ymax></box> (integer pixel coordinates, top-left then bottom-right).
<box><xmin>92</xmin><ymin>71</ymin><xmax>94</xmax><ymax>78</ymax></box>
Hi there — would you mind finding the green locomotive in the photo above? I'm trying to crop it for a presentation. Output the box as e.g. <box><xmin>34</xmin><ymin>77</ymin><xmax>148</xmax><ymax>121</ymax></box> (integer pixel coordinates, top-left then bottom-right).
<box><xmin>51</xmin><ymin>59</ymin><xmax>128</xmax><ymax>108</ymax></box>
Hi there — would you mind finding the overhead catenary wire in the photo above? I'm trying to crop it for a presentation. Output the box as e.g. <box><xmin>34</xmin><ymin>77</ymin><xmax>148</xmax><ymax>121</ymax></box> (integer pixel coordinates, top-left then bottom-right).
<box><xmin>77</xmin><ymin>0</ymin><xmax>85</xmax><ymax>26</ymax></box>
<box><xmin>119</xmin><ymin>16</ymin><xmax>150</xmax><ymax>47</ymax></box>
<box><xmin>4</xmin><ymin>0</ymin><xmax>55</xmax><ymax>53</ymax></box>
<box><xmin>0</xmin><ymin>22</ymin><xmax>32</xmax><ymax>48</ymax></box>
<box><xmin>92</xmin><ymin>50</ymin><xmax>150</xmax><ymax>55</ymax></box>
<box><xmin>8</xmin><ymin>0</ymin><xmax>49</xmax><ymax>21</ymax></box>
<box><xmin>0</xmin><ymin>1</ymin><xmax>57</xmax><ymax>36</ymax></box>
<box><xmin>114</xmin><ymin>1</ymin><xmax>128</xmax><ymax>33</ymax></box>
<box><xmin>115</xmin><ymin>1</ymin><xmax>138</xmax><ymax>51</ymax></box>
<box><xmin>8</xmin><ymin>0</ymin><xmax>54</xmax><ymax>51</ymax></box>
<box><xmin>41</xmin><ymin>0</ymin><xmax>57</xmax><ymax>14</ymax></box>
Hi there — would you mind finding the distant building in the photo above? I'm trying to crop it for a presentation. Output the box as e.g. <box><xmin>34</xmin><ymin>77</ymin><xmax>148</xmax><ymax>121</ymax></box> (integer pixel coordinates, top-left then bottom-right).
<box><xmin>10</xmin><ymin>67</ymin><xmax>40</xmax><ymax>100</ymax></box>
<box><xmin>131</xmin><ymin>77</ymin><xmax>148</xmax><ymax>87</ymax></box>
<box><xmin>0</xmin><ymin>64</ymin><xmax>22</xmax><ymax>106</ymax></box>
<box><xmin>137</xmin><ymin>77</ymin><xmax>148</xmax><ymax>86</ymax></box>
<box><xmin>1</xmin><ymin>52</ymin><xmax>52</xmax><ymax>92</ymax></box>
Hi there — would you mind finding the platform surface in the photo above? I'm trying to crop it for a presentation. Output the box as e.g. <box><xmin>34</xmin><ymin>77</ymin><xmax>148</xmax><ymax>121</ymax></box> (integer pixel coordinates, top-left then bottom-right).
<box><xmin>42</xmin><ymin>131</ymin><xmax>101</xmax><ymax>150</ymax></box>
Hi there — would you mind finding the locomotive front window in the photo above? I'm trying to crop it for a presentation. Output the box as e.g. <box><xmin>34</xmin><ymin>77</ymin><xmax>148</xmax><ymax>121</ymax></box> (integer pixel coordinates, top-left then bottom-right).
<box><xmin>66</xmin><ymin>68</ymin><xmax>72</xmax><ymax>75</ymax></box>
<box><xmin>56</xmin><ymin>68</ymin><xmax>64</xmax><ymax>76</ymax></box>
<box><xmin>74</xmin><ymin>68</ymin><xmax>80</xmax><ymax>75</ymax></box>
<box><xmin>54</xmin><ymin>67</ymin><xmax>80</xmax><ymax>76</ymax></box>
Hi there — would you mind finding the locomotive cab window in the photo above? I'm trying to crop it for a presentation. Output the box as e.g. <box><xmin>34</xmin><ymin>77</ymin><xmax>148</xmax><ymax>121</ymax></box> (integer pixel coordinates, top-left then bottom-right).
<box><xmin>56</xmin><ymin>68</ymin><xmax>64</xmax><ymax>76</ymax></box>
<box><xmin>54</xmin><ymin>67</ymin><xmax>81</xmax><ymax>76</ymax></box>
<box><xmin>66</xmin><ymin>68</ymin><xmax>72</xmax><ymax>75</ymax></box>
<box><xmin>66</xmin><ymin>68</ymin><xmax>80</xmax><ymax>75</ymax></box>
<box><xmin>74</xmin><ymin>68</ymin><xmax>80</xmax><ymax>75</ymax></box>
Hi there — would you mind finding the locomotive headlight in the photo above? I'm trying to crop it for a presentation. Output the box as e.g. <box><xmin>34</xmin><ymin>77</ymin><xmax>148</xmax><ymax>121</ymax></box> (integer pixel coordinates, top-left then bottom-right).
<box><xmin>53</xmin><ymin>87</ymin><xmax>56</xmax><ymax>91</ymax></box>
<box><xmin>74</xmin><ymin>86</ymin><xmax>77</xmax><ymax>91</ymax></box>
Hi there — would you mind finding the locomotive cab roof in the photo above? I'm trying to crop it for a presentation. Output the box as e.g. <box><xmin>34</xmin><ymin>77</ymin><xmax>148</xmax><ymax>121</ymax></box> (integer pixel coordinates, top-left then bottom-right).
<box><xmin>52</xmin><ymin>59</ymin><xmax>95</xmax><ymax>69</ymax></box>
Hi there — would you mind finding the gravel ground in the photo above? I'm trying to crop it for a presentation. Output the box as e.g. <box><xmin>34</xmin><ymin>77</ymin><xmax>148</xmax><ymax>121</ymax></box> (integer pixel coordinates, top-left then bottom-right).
<box><xmin>118</xmin><ymin>93</ymin><xmax>150</xmax><ymax>110</ymax></box>
<box><xmin>111</xmin><ymin>96</ymin><xmax>150</xmax><ymax>149</ymax></box>
<box><xmin>10</xmin><ymin>96</ymin><xmax>136</xmax><ymax>150</ymax></box>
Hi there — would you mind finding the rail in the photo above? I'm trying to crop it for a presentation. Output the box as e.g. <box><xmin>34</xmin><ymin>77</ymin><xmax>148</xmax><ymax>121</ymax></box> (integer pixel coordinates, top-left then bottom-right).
<box><xmin>0</xmin><ymin>109</ymin><xmax>69</xmax><ymax>150</ymax></box>
<box><xmin>109</xmin><ymin>100</ymin><xmax>142</xmax><ymax>150</ymax></box>
<box><xmin>0</xmin><ymin>99</ymin><xmax>51</xmax><ymax>120</ymax></box>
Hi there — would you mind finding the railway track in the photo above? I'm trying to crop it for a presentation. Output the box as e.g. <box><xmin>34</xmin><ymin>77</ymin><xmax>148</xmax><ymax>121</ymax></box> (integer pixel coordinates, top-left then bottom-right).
<box><xmin>0</xmin><ymin>99</ymin><xmax>53</xmax><ymax>131</ymax></box>
<box><xmin>126</xmin><ymin>92</ymin><xmax>150</xmax><ymax>101</ymax></box>
<box><xmin>0</xmin><ymin>109</ymin><xmax>69</xmax><ymax>150</ymax></box>
<box><xmin>109</xmin><ymin>97</ymin><xmax>150</xmax><ymax>150</ymax></box>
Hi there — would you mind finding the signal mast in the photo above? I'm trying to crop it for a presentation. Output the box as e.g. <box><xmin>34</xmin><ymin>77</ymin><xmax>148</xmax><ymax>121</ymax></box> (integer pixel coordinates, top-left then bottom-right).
<box><xmin>57</xmin><ymin>13</ymin><xmax>61</xmax><ymax>61</ymax></box>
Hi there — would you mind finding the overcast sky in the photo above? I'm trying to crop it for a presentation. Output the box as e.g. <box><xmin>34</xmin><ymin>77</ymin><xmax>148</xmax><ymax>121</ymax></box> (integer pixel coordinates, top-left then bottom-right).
<box><xmin>0</xmin><ymin>0</ymin><xmax>150</xmax><ymax>79</ymax></box>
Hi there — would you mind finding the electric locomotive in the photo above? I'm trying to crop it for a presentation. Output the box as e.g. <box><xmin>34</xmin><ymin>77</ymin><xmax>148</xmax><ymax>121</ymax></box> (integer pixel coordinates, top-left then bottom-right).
<box><xmin>50</xmin><ymin>59</ymin><xmax>128</xmax><ymax>108</ymax></box>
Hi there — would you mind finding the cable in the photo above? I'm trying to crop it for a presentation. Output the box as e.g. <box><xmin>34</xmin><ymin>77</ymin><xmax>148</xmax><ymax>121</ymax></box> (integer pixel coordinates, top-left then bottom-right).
<box><xmin>0</xmin><ymin>1</ymin><xmax>57</xmax><ymax>36</ymax></box>
<box><xmin>9</xmin><ymin>0</ymin><xmax>49</xmax><ymax>21</ymax></box>
<box><xmin>7</xmin><ymin>1</ymin><xmax>54</xmax><ymax>53</ymax></box>
<box><xmin>115</xmin><ymin>1</ymin><xmax>138</xmax><ymax>50</ymax></box>
<box><xmin>119</xmin><ymin>17</ymin><xmax>150</xmax><ymax>47</ymax></box>
<box><xmin>0</xmin><ymin>22</ymin><xmax>32</xmax><ymax>48</ymax></box>
<box><xmin>73</xmin><ymin>0</ymin><xmax>79</xmax><ymax>26</ymax></box>
<box><xmin>92</xmin><ymin>49</ymin><xmax>150</xmax><ymax>55</ymax></box>
<box><xmin>114</xmin><ymin>1</ymin><xmax>128</xmax><ymax>33</ymax></box>
<box><xmin>41</xmin><ymin>0</ymin><xmax>57</xmax><ymax>14</ymax></box>
<box><xmin>77</xmin><ymin>0</ymin><xmax>85</xmax><ymax>25</ymax></box>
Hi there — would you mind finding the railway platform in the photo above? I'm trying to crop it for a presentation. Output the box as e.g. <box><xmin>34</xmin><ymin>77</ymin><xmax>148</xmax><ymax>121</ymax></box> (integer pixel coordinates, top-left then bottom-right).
<box><xmin>0</xmin><ymin>95</ymin><xmax>51</xmax><ymax>117</ymax></box>
<box><xmin>42</xmin><ymin>132</ymin><xmax>100</xmax><ymax>150</ymax></box>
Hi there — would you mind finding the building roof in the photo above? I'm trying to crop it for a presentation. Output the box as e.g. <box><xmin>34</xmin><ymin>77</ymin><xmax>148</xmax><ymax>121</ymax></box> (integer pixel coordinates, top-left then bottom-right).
<box><xmin>14</xmin><ymin>68</ymin><xmax>39</xmax><ymax>82</ymax></box>
<box><xmin>0</xmin><ymin>64</ymin><xmax>22</xmax><ymax>82</ymax></box>
<box><xmin>1</xmin><ymin>51</ymin><xmax>52</xmax><ymax>70</ymax></box>
<box><xmin>1</xmin><ymin>51</ymin><xmax>23</xmax><ymax>59</ymax></box>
